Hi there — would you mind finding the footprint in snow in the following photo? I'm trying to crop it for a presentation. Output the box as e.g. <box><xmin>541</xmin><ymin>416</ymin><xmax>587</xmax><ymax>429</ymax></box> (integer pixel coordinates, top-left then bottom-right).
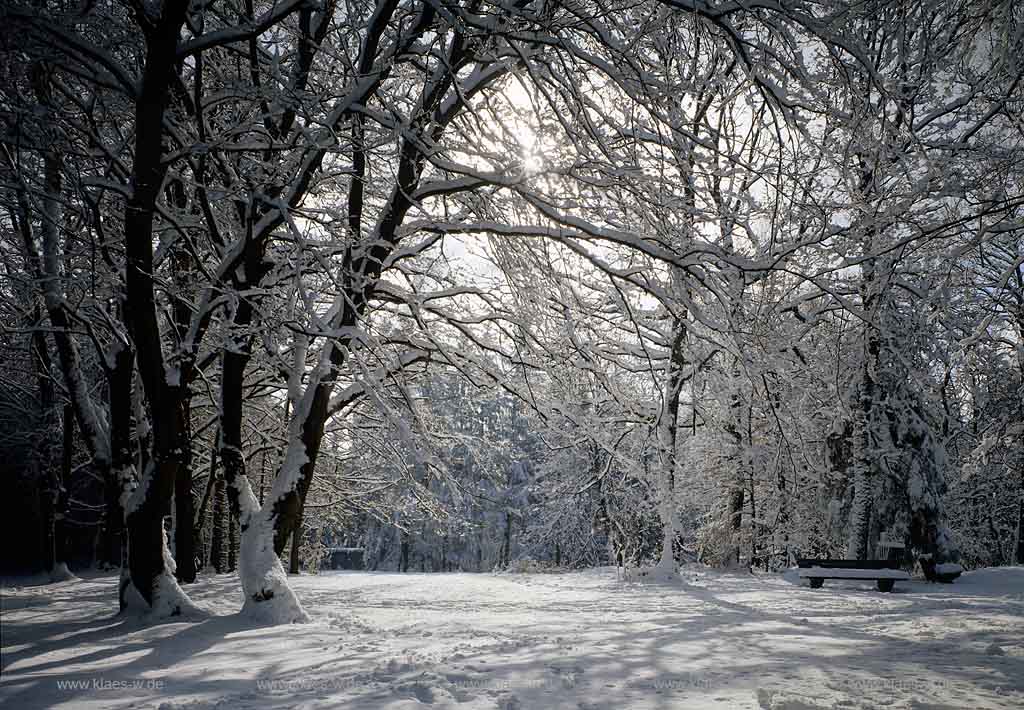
<box><xmin>395</xmin><ymin>681</ymin><xmax>435</xmax><ymax>704</ymax></box>
<box><xmin>496</xmin><ymin>694</ymin><xmax>521</xmax><ymax>710</ymax></box>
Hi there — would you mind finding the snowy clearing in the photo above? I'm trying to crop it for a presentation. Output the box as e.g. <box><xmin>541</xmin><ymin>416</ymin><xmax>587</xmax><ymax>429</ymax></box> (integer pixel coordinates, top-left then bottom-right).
<box><xmin>2</xmin><ymin>567</ymin><xmax>1023</xmax><ymax>710</ymax></box>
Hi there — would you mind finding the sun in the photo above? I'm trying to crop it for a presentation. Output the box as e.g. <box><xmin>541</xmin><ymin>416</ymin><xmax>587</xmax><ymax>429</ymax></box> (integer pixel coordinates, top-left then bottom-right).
<box><xmin>501</xmin><ymin>76</ymin><xmax>544</xmax><ymax>176</ymax></box>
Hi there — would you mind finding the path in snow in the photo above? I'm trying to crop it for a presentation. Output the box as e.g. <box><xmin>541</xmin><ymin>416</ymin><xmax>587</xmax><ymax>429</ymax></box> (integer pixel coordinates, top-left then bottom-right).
<box><xmin>2</xmin><ymin>567</ymin><xmax>1022</xmax><ymax>709</ymax></box>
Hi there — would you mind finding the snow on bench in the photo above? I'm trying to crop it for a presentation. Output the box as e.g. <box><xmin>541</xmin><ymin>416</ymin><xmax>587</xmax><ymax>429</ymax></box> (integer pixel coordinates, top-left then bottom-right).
<box><xmin>797</xmin><ymin>567</ymin><xmax>911</xmax><ymax>580</ymax></box>
<box><xmin>795</xmin><ymin>558</ymin><xmax>910</xmax><ymax>592</ymax></box>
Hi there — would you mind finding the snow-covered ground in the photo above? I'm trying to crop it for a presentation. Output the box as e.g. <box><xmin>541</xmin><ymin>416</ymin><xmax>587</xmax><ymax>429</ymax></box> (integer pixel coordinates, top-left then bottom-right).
<box><xmin>2</xmin><ymin>567</ymin><xmax>1022</xmax><ymax>709</ymax></box>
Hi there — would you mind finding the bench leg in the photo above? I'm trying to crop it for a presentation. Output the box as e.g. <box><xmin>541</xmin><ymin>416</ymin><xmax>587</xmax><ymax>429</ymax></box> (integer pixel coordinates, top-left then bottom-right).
<box><xmin>809</xmin><ymin>577</ymin><xmax>824</xmax><ymax>589</ymax></box>
<box><xmin>877</xmin><ymin>579</ymin><xmax>895</xmax><ymax>593</ymax></box>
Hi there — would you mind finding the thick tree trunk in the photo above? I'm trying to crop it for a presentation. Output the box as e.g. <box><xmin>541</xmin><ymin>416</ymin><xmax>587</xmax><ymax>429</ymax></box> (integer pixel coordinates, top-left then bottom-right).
<box><xmin>220</xmin><ymin>345</ymin><xmax>250</xmax><ymax>525</ymax></box>
<box><xmin>846</xmin><ymin>473</ymin><xmax>873</xmax><ymax>560</ymax></box>
<box><xmin>847</xmin><ymin>248</ymin><xmax>881</xmax><ymax>561</ymax></box>
<box><xmin>124</xmin><ymin>463</ymin><xmax>179</xmax><ymax>611</ymax></box>
<box><xmin>269</xmin><ymin>379</ymin><xmax>333</xmax><ymax>556</ymax></box>
<box><xmin>167</xmin><ymin>192</ymin><xmax>197</xmax><ymax>584</ymax></box>
<box><xmin>122</xmin><ymin>380</ymin><xmax>194</xmax><ymax>612</ymax></box>
<box><xmin>119</xmin><ymin>2</ymin><xmax>196</xmax><ymax>615</ymax></box>
<box><xmin>219</xmin><ymin>301</ymin><xmax>307</xmax><ymax>621</ymax></box>
<box><xmin>287</xmin><ymin>464</ymin><xmax>316</xmax><ymax>574</ymax></box>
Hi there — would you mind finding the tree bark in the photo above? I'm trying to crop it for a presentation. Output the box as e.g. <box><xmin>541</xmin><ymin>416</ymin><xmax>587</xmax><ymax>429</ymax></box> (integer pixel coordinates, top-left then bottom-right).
<box><xmin>173</xmin><ymin>393</ymin><xmax>196</xmax><ymax>584</ymax></box>
<box><xmin>847</xmin><ymin>250</ymin><xmax>881</xmax><ymax>561</ymax></box>
<box><xmin>501</xmin><ymin>511</ymin><xmax>513</xmax><ymax>568</ymax></box>
<box><xmin>400</xmin><ymin>529</ymin><xmax>410</xmax><ymax>573</ymax></box>
<box><xmin>228</xmin><ymin>507</ymin><xmax>238</xmax><ymax>573</ymax></box>
<box><xmin>1015</xmin><ymin>469</ymin><xmax>1023</xmax><ymax>565</ymax></box>
<box><xmin>59</xmin><ymin>403</ymin><xmax>74</xmax><ymax>568</ymax></box>
<box><xmin>657</xmin><ymin>305</ymin><xmax>688</xmax><ymax>568</ymax></box>
<box><xmin>106</xmin><ymin>342</ymin><xmax>133</xmax><ymax>578</ymax></box>
<box><xmin>728</xmin><ymin>486</ymin><xmax>745</xmax><ymax>564</ymax></box>
<box><xmin>211</xmin><ymin>477</ymin><xmax>226</xmax><ymax>573</ymax></box>
<box><xmin>31</xmin><ymin>313</ymin><xmax>59</xmax><ymax>575</ymax></box>
<box><xmin>289</xmin><ymin>509</ymin><xmax>303</xmax><ymax>575</ymax></box>
<box><xmin>120</xmin><ymin>2</ymin><xmax>195</xmax><ymax>612</ymax></box>
<box><xmin>193</xmin><ymin>437</ymin><xmax>221</xmax><ymax>570</ymax></box>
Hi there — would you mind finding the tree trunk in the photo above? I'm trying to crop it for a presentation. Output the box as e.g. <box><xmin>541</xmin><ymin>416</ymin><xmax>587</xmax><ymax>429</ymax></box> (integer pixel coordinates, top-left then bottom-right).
<box><xmin>228</xmin><ymin>507</ymin><xmax>238</xmax><ymax>573</ymax></box>
<box><xmin>31</xmin><ymin>318</ymin><xmax>59</xmax><ymax>576</ymax></box>
<box><xmin>269</xmin><ymin>378</ymin><xmax>334</xmax><ymax>556</ymax></box>
<box><xmin>288</xmin><ymin>466</ymin><xmax>314</xmax><ymax>574</ymax></box>
<box><xmin>657</xmin><ymin>307</ymin><xmax>687</xmax><ymax>569</ymax></box>
<box><xmin>501</xmin><ymin>511</ymin><xmax>513</xmax><ymax>568</ymax></box>
<box><xmin>105</xmin><ymin>343</ymin><xmax>133</xmax><ymax>577</ymax></box>
<box><xmin>289</xmin><ymin>510</ymin><xmax>303</xmax><ymax>575</ymax></box>
<box><xmin>122</xmin><ymin>372</ymin><xmax>193</xmax><ymax>611</ymax></box>
<box><xmin>58</xmin><ymin>402</ymin><xmax>74</xmax><ymax>569</ymax></box>
<box><xmin>846</xmin><ymin>465</ymin><xmax>873</xmax><ymax>559</ymax></box>
<box><xmin>1016</xmin><ymin>466</ymin><xmax>1024</xmax><ymax>565</ymax></box>
<box><xmin>400</xmin><ymin>528</ymin><xmax>411</xmax><ymax>572</ymax></box>
<box><xmin>173</xmin><ymin>396</ymin><xmax>196</xmax><ymax>583</ymax></box>
<box><xmin>124</xmin><ymin>463</ymin><xmax>172</xmax><ymax>601</ymax></box>
<box><xmin>847</xmin><ymin>245</ymin><xmax>881</xmax><ymax>560</ymax></box>
<box><xmin>40</xmin><ymin>466</ymin><xmax>57</xmax><ymax>574</ymax></box>
<box><xmin>729</xmin><ymin>486</ymin><xmax>745</xmax><ymax>565</ymax></box>
<box><xmin>219</xmin><ymin>295</ymin><xmax>306</xmax><ymax>621</ymax></box>
<box><xmin>220</xmin><ymin>346</ymin><xmax>250</xmax><ymax>525</ymax></box>
<box><xmin>211</xmin><ymin>477</ymin><xmax>226</xmax><ymax>573</ymax></box>
<box><xmin>193</xmin><ymin>437</ymin><xmax>221</xmax><ymax>571</ymax></box>
<box><xmin>724</xmin><ymin>374</ymin><xmax>747</xmax><ymax>567</ymax></box>
<box><xmin>118</xmin><ymin>1</ymin><xmax>195</xmax><ymax>615</ymax></box>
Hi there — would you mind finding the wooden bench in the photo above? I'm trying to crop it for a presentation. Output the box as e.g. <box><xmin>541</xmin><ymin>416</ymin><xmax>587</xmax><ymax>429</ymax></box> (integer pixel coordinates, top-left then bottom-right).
<box><xmin>796</xmin><ymin>558</ymin><xmax>910</xmax><ymax>592</ymax></box>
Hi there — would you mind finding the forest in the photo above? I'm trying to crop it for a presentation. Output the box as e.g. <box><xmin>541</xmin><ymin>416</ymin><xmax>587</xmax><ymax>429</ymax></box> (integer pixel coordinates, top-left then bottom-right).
<box><xmin>1</xmin><ymin>0</ymin><xmax>1022</xmax><ymax>630</ymax></box>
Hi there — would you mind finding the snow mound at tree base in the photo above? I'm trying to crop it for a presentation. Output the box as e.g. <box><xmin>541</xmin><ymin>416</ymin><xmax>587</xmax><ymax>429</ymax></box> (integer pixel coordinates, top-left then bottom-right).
<box><xmin>119</xmin><ymin>539</ymin><xmax>208</xmax><ymax>620</ymax></box>
<box><xmin>48</xmin><ymin>562</ymin><xmax>76</xmax><ymax>583</ymax></box>
<box><xmin>239</xmin><ymin>525</ymin><xmax>310</xmax><ymax>625</ymax></box>
<box><xmin>120</xmin><ymin>573</ymin><xmax>208</xmax><ymax>620</ymax></box>
<box><xmin>239</xmin><ymin>573</ymin><xmax>311</xmax><ymax>625</ymax></box>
